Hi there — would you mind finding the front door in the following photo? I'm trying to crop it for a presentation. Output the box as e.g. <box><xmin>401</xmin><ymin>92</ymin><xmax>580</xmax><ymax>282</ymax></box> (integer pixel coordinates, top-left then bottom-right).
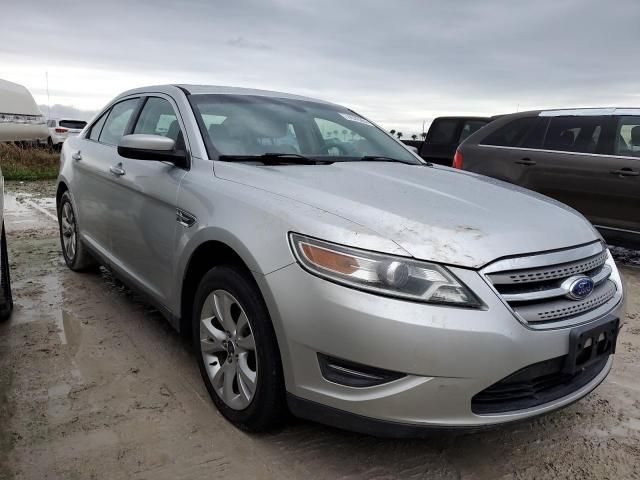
<box><xmin>108</xmin><ymin>95</ymin><xmax>188</xmax><ymax>306</ymax></box>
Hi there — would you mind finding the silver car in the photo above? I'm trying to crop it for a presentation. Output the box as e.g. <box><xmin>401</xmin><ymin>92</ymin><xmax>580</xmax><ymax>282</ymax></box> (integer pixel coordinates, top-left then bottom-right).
<box><xmin>57</xmin><ymin>85</ymin><xmax>625</xmax><ymax>436</ymax></box>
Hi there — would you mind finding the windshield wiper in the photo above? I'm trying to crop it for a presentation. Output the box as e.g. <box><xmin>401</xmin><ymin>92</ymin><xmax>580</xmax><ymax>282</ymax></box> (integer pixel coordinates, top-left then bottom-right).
<box><xmin>355</xmin><ymin>156</ymin><xmax>422</xmax><ymax>166</ymax></box>
<box><xmin>218</xmin><ymin>153</ymin><xmax>332</xmax><ymax>165</ymax></box>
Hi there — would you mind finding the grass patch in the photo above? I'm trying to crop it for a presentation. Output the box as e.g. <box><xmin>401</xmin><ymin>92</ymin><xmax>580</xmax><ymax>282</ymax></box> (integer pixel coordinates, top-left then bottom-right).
<box><xmin>0</xmin><ymin>144</ymin><xmax>60</xmax><ymax>181</ymax></box>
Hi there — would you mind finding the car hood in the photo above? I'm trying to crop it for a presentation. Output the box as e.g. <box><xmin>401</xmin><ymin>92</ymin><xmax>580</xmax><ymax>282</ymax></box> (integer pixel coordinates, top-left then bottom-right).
<box><xmin>215</xmin><ymin>162</ymin><xmax>600</xmax><ymax>268</ymax></box>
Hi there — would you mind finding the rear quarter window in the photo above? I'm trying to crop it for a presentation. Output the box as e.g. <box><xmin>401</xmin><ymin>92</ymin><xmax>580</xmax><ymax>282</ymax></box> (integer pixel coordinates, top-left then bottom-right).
<box><xmin>480</xmin><ymin>117</ymin><xmax>538</xmax><ymax>147</ymax></box>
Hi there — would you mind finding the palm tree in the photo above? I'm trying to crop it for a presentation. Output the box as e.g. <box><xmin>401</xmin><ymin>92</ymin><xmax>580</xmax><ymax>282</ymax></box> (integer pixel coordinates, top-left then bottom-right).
<box><xmin>396</xmin><ymin>132</ymin><xmax>403</xmax><ymax>139</ymax></box>
<box><xmin>420</xmin><ymin>132</ymin><xmax>427</xmax><ymax>140</ymax></box>
<box><xmin>390</xmin><ymin>129</ymin><xmax>396</xmax><ymax>136</ymax></box>
<box><xmin>411</xmin><ymin>134</ymin><xmax>418</xmax><ymax>140</ymax></box>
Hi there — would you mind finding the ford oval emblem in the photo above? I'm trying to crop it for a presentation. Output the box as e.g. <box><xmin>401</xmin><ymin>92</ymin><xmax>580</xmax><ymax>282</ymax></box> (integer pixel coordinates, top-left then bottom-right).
<box><xmin>566</xmin><ymin>276</ymin><xmax>595</xmax><ymax>300</ymax></box>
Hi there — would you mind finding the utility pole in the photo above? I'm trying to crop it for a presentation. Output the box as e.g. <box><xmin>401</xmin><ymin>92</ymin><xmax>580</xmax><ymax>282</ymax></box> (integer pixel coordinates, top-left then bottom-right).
<box><xmin>45</xmin><ymin>71</ymin><xmax>51</xmax><ymax>119</ymax></box>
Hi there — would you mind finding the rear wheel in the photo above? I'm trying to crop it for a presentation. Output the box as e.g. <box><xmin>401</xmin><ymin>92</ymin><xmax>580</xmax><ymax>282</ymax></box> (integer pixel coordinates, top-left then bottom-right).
<box><xmin>58</xmin><ymin>191</ymin><xmax>98</xmax><ymax>271</ymax></box>
<box><xmin>0</xmin><ymin>224</ymin><xmax>13</xmax><ymax>320</ymax></box>
<box><xmin>193</xmin><ymin>264</ymin><xmax>286</xmax><ymax>432</ymax></box>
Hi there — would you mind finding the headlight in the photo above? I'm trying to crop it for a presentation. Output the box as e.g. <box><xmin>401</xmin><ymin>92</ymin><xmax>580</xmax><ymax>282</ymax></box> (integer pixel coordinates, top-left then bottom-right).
<box><xmin>289</xmin><ymin>233</ymin><xmax>483</xmax><ymax>308</ymax></box>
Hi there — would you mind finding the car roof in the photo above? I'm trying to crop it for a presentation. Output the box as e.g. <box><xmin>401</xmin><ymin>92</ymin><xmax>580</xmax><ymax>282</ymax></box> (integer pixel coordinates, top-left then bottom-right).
<box><xmin>502</xmin><ymin>107</ymin><xmax>640</xmax><ymax>117</ymax></box>
<box><xmin>117</xmin><ymin>84</ymin><xmax>339</xmax><ymax>107</ymax></box>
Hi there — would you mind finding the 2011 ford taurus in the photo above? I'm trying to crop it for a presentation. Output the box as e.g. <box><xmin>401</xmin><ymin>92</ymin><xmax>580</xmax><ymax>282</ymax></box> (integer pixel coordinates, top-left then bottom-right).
<box><xmin>56</xmin><ymin>85</ymin><xmax>625</xmax><ymax>436</ymax></box>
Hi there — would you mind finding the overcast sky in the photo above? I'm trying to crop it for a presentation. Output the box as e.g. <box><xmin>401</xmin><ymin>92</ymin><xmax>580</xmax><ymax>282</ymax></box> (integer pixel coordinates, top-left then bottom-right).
<box><xmin>2</xmin><ymin>0</ymin><xmax>639</xmax><ymax>134</ymax></box>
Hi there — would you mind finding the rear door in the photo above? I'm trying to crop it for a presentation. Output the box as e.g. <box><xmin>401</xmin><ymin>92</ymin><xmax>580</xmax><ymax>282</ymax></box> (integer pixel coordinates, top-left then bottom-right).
<box><xmin>596</xmin><ymin>115</ymin><xmax>640</xmax><ymax>233</ymax></box>
<box><xmin>108</xmin><ymin>95</ymin><xmax>188</xmax><ymax>306</ymax></box>
<box><xmin>464</xmin><ymin>115</ymin><xmax>546</xmax><ymax>187</ymax></box>
<box><xmin>524</xmin><ymin>115</ymin><xmax>614</xmax><ymax>225</ymax></box>
<box><xmin>71</xmin><ymin>98</ymin><xmax>139</xmax><ymax>257</ymax></box>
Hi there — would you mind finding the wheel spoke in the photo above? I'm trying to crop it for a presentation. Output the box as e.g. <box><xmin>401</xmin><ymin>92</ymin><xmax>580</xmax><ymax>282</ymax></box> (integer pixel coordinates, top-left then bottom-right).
<box><xmin>237</xmin><ymin>356</ymin><xmax>256</xmax><ymax>401</ymax></box>
<box><xmin>236</xmin><ymin>332</ymin><xmax>255</xmax><ymax>351</ymax></box>
<box><xmin>222</xmin><ymin>362</ymin><xmax>237</xmax><ymax>405</ymax></box>
<box><xmin>200</xmin><ymin>318</ymin><xmax>227</xmax><ymax>353</ymax></box>
<box><xmin>211</xmin><ymin>362</ymin><xmax>225</xmax><ymax>390</ymax></box>
<box><xmin>213</xmin><ymin>291</ymin><xmax>237</xmax><ymax>334</ymax></box>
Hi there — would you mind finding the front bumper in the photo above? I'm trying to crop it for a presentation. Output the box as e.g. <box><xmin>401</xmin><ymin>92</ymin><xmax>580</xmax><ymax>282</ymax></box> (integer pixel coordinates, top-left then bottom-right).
<box><xmin>257</xmin><ymin>262</ymin><xmax>624</xmax><ymax>432</ymax></box>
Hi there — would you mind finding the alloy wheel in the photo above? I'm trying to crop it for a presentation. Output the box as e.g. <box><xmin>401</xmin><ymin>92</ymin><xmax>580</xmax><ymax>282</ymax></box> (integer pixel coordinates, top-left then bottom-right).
<box><xmin>60</xmin><ymin>202</ymin><xmax>77</xmax><ymax>261</ymax></box>
<box><xmin>199</xmin><ymin>289</ymin><xmax>258</xmax><ymax>410</ymax></box>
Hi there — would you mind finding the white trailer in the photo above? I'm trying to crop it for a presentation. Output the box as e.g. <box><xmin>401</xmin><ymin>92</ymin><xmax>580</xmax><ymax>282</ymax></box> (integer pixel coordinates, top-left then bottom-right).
<box><xmin>0</xmin><ymin>78</ymin><xmax>48</xmax><ymax>143</ymax></box>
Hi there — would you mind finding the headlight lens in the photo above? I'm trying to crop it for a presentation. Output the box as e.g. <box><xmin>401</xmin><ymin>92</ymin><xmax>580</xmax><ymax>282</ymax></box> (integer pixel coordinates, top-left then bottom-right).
<box><xmin>289</xmin><ymin>233</ymin><xmax>483</xmax><ymax>308</ymax></box>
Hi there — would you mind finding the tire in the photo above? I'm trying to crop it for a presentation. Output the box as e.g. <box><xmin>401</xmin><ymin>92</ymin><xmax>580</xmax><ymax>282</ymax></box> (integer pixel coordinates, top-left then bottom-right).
<box><xmin>192</xmin><ymin>264</ymin><xmax>286</xmax><ymax>432</ymax></box>
<box><xmin>0</xmin><ymin>224</ymin><xmax>13</xmax><ymax>320</ymax></box>
<box><xmin>57</xmin><ymin>191</ymin><xmax>98</xmax><ymax>271</ymax></box>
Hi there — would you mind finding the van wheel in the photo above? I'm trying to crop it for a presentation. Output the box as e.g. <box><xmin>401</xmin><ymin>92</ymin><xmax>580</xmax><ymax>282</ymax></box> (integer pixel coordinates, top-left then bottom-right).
<box><xmin>0</xmin><ymin>224</ymin><xmax>13</xmax><ymax>320</ymax></box>
<box><xmin>58</xmin><ymin>192</ymin><xmax>98</xmax><ymax>271</ymax></box>
<box><xmin>193</xmin><ymin>264</ymin><xmax>286</xmax><ymax>432</ymax></box>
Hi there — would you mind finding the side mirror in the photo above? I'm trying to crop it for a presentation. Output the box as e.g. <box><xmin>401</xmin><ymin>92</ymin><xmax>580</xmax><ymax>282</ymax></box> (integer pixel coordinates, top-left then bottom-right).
<box><xmin>117</xmin><ymin>134</ymin><xmax>188</xmax><ymax>167</ymax></box>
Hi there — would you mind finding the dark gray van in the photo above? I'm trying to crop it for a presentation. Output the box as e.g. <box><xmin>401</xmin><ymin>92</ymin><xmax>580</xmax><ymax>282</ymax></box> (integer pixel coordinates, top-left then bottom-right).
<box><xmin>456</xmin><ymin>108</ymin><xmax>640</xmax><ymax>247</ymax></box>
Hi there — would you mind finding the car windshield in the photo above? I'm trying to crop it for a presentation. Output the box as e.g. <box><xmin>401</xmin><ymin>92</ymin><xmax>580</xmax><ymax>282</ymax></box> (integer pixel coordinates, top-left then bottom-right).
<box><xmin>189</xmin><ymin>94</ymin><xmax>421</xmax><ymax>164</ymax></box>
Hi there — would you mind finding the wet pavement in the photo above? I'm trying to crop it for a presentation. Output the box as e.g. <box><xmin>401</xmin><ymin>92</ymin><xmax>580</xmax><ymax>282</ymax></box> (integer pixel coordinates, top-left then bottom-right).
<box><xmin>0</xmin><ymin>180</ymin><xmax>639</xmax><ymax>480</ymax></box>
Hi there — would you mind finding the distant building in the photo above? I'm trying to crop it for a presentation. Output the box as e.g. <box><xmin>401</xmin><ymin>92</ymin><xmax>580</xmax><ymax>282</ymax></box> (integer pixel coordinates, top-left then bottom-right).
<box><xmin>0</xmin><ymin>78</ymin><xmax>48</xmax><ymax>143</ymax></box>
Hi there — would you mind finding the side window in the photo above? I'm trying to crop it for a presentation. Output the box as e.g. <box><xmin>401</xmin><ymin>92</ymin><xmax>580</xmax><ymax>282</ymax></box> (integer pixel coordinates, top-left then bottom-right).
<box><xmin>88</xmin><ymin>111</ymin><xmax>109</xmax><ymax>141</ymax></box>
<box><xmin>133</xmin><ymin>97</ymin><xmax>183</xmax><ymax>147</ymax></box>
<box><xmin>428</xmin><ymin>119</ymin><xmax>458</xmax><ymax>144</ymax></box>
<box><xmin>543</xmin><ymin>116</ymin><xmax>605</xmax><ymax>153</ymax></box>
<box><xmin>99</xmin><ymin>98</ymin><xmax>139</xmax><ymax>146</ymax></box>
<box><xmin>615</xmin><ymin>116</ymin><xmax>640</xmax><ymax>157</ymax></box>
<box><xmin>480</xmin><ymin>117</ymin><xmax>538</xmax><ymax>147</ymax></box>
<box><xmin>458</xmin><ymin>120</ymin><xmax>488</xmax><ymax>143</ymax></box>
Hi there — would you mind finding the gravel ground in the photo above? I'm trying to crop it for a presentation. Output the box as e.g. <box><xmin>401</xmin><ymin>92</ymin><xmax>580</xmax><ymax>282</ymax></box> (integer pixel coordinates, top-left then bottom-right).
<box><xmin>0</xmin><ymin>180</ymin><xmax>639</xmax><ymax>480</ymax></box>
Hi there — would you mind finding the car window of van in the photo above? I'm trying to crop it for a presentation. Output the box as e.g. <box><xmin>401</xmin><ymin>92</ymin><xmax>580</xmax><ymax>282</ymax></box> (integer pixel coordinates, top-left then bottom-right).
<box><xmin>480</xmin><ymin>117</ymin><xmax>538</xmax><ymax>147</ymax></box>
<box><xmin>428</xmin><ymin>119</ymin><xmax>458</xmax><ymax>144</ymax></box>
<box><xmin>543</xmin><ymin>116</ymin><xmax>605</xmax><ymax>153</ymax></box>
<box><xmin>99</xmin><ymin>98</ymin><xmax>139</xmax><ymax>146</ymax></box>
<box><xmin>615</xmin><ymin>116</ymin><xmax>640</xmax><ymax>157</ymax></box>
<box><xmin>88</xmin><ymin>111</ymin><xmax>109</xmax><ymax>141</ymax></box>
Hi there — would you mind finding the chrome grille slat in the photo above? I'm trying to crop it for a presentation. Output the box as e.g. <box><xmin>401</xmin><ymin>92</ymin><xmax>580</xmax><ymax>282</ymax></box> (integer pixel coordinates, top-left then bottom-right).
<box><xmin>513</xmin><ymin>281</ymin><xmax>616</xmax><ymax>323</ymax></box>
<box><xmin>501</xmin><ymin>265</ymin><xmax>612</xmax><ymax>303</ymax></box>
<box><xmin>488</xmin><ymin>250</ymin><xmax>607</xmax><ymax>285</ymax></box>
<box><xmin>483</xmin><ymin>243</ymin><xmax>618</xmax><ymax>329</ymax></box>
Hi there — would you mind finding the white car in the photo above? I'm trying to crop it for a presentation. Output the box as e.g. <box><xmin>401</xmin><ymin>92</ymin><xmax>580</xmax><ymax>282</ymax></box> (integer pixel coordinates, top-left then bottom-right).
<box><xmin>47</xmin><ymin>119</ymin><xmax>87</xmax><ymax>148</ymax></box>
<box><xmin>0</xmin><ymin>78</ymin><xmax>48</xmax><ymax>145</ymax></box>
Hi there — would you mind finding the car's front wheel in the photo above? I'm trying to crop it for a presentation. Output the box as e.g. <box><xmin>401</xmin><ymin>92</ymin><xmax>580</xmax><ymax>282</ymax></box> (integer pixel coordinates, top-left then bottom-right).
<box><xmin>58</xmin><ymin>191</ymin><xmax>98</xmax><ymax>271</ymax></box>
<box><xmin>193</xmin><ymin>264</ymin><xmax>286</xmax><ymax>432</ymax></box>
<box><xmin>0</xmin><ymin>223</ymin><xmax>13</xmax><ymax>320</ymax></box>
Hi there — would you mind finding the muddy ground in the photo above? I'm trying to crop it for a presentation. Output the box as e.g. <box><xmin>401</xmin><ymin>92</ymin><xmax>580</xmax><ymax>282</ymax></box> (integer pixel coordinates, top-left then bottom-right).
<box><xmin>0</xmin><ymin>180</ymin><xmax>639</xmax><ymax>480</ymax></box>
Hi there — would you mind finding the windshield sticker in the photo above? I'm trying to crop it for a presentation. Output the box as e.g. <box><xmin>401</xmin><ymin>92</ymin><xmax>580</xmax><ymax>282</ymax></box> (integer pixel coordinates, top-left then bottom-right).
<box><xmin>339</xmin><ymin>113</ymin><xmax>372</xmax><ymax>126</ymax></box>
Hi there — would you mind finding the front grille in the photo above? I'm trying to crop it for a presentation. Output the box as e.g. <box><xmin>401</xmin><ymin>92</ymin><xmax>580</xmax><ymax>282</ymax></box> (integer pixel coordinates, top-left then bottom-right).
<box><xmin>488</xmin><ymin>250</ymin><xmax>608</xmax><ymax>285</ymax></box>
<box><xmin>484</xmin><ymin>243</ymin><xmax>619</xmax><ymax>329</ymax></box>
<box><xmin>472</xmin><ymin>354</ymin><xmax>608</xmax><ymax>414</ymax></box>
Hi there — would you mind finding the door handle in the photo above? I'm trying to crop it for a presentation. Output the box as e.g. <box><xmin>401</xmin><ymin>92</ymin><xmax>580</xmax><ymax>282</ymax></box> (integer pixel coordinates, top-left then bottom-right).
<box><xmin>109</xmin><ymin>164</ymin><xmax>126</xmax><ymax>177</ymax></box>
<box><xmin>515</xmin><ymin>158</ymin><xmax>536</xmax><ymax>166</ymax></box>
<box><xmin>610</xmin><ymin>168</ymin><xmax>639</xmax><ymax>177</ymax></box>
<box><xmin>72</xmin><ymin>151</ymin><xmax>82</xmax><ymax>161</ymax></box>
